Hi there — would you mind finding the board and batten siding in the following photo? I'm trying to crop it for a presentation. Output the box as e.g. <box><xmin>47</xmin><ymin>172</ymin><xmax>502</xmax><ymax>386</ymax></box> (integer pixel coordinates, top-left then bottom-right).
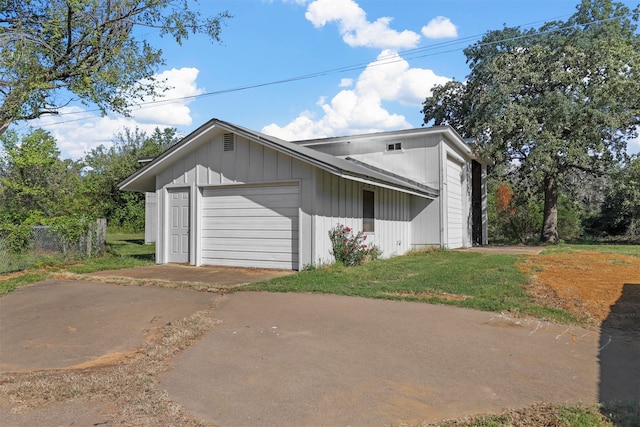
<box><xmin>312</xmin><ymin>169</ymin><xmax>411</xmax><ymax>266</ymax></box>
<box><xmin>445</xmin><ymin>156</ymin><xmax>464</xmax><ymax>248</ymax></box>
<box><xmin>154</xmin><ymin>132</ymin><xmax>314</xmax><ymax>268</ymax></box>
<box><xmin>144</xmin><ymin>191</ymin><xmax>157</xmax><ymax>243</ymax></box>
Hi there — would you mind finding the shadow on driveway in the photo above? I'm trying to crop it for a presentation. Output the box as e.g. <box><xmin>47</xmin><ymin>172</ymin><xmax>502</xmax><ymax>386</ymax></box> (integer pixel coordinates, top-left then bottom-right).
<box><xmin>599</xmin><ymin>282</ymin><xmax>640</xmax><ymax>404</ymax></box>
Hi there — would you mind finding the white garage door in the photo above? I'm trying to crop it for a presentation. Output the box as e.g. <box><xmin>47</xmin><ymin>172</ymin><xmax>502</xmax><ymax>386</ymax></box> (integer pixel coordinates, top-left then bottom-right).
<box><xmin>446</xmin><ymin>157</ymin><xmax>464</xmax><ymax>249</ymax></box>
<box><xmin>201</xmin><ymin>183</ymin><xmax>299</xmax><ymax>270</ymax></box>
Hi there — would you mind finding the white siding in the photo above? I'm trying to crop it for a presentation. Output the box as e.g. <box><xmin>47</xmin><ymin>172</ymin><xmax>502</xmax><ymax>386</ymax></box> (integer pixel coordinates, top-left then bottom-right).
<box><xmin>409</xmin><ymin>196</ymin><xmax>440</xmax><ymax>248</ymax></box>
<box><xmin>144</xmin><ymin>192</ymin><xmax>157</xmax><ymax>244</ymax></box>
<box><xmin>446</xmin><ymin>157</ymin><xmax>464</xmax><ymax>248</ymax></box>
<box><xmin>307</xmin><ymin>133</ymin><xmax>442</xmax><ymax>188</ymax></box>
<box><xmin>154</xmin><ymin>131</ymin><xmax>314</xmax><ymax>269</ymax></box>
<box><xmin>312</xmin><ymin>170</ymin><xmax>411</xmax><ymax>266</ymax></box>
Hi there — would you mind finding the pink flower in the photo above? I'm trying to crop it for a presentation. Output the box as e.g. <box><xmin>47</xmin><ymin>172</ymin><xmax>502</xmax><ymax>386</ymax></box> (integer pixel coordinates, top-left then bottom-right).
<box><xmin>344</xmin><ymin>249</ymin><xmax>349</xmax><ymax>253</ymax></box>
<box><xmin>345</xmin><ymin>227</ymin><xmax>351</xmax><ymax>233</ymax></box>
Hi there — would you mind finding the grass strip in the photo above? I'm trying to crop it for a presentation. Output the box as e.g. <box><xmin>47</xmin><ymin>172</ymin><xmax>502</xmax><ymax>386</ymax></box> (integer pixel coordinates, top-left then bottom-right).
<box><xmin>245</xmin><ymin>250</ymin><xmax>578</xmax><ymax>324</ymax></box>
<box><xmin>541</xmin><ymin>243</ymin><xmax>640</xmax><ymax>258</ymax></box>
<box><xmin>424</xmin><ymin>401</ymin><xmax>640</xmax><ymax>427</ymax></box>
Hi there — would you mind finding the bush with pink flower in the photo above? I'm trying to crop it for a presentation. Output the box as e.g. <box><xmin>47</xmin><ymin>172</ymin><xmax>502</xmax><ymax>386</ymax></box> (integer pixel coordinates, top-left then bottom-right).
<box><xmin>328</xmin><ymin>224</ymin><xmax>381</xmax><ymax>266</ymax></box>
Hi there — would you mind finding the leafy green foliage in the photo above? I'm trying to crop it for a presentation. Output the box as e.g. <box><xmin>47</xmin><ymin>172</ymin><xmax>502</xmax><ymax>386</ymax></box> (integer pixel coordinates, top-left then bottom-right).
<box><xmin>423</xmin><ymin>0</ymin><xmax>640</xmax><ymax>243</ymax></box>
<box><xmin>0</xmin><ymin>129</ymin><xmax>84</xmax><ymax>223</ymax></box>
<box><xmin>588</xmin><ymin>156</ymin><xmax>640</xmax><ymax>238</ymax></box>
<box><xmin>489</xmin><ymin>181</ymin><xmax>542</xmax><ymax>243</ymax></box>
<box><xmin>328</xmin><ymin>224</ymin><xmax>380</xmax><ymax>266</ymax></box>
<box><xmin>0</xmin><ymin>0</ymin><xmax>231</xmax><ymax>135</ymax></box>
<box><xmin>80</xmin><ymin>127</ymin><xmax>179</xmax><ymax>231</ymax></box>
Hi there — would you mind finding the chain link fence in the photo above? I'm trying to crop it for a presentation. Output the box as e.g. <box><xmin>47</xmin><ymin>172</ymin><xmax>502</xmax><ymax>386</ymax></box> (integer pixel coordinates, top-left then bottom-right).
<box><xmin>0</xmin><ymin>219</ymin><xmax>107</xmax><ymax>274</ymax></box>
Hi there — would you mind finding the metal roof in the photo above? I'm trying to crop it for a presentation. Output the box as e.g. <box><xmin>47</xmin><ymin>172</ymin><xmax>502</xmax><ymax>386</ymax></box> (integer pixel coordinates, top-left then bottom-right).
<box><xmin>119</xmin><ymin>118</ymin><xmax>441</xmax><ymax>199</ymax></box>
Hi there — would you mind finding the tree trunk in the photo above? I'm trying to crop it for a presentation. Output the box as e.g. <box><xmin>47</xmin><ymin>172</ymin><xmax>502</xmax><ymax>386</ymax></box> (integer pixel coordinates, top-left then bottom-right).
<box><xmin>541</xmin><ymin>175</ymin><xmax>559</xmax><ymax>243</ymax></box>
<box><xmin>0</xmin><ymin>119</ymin><xmax>11</xmax><ymax>137</ymax></box>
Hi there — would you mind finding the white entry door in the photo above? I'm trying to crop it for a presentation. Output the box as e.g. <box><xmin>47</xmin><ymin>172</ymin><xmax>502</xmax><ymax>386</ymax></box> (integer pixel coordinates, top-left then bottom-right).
<box><xmin>168</xmin><ymin>189</ymin><xmax>190</xmax><ymax>263</ymax></box>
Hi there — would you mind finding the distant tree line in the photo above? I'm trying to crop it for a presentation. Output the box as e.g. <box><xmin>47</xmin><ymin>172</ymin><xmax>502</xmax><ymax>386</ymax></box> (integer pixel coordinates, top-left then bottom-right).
<box><xmin>0</xmin><ymin>127</ymin><xmax>179</xmax><ymax>251</ymax></box>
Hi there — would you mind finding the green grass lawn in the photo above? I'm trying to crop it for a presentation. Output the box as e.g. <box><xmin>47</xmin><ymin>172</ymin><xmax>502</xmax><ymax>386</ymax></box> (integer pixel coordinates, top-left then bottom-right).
<box><xmin>0</xmin><ymin>233</ymin><xmax>155</xmax><ymax>294</ymax></box>
<box><xmin>541</xmin><ymin>243</ymin><xmax>640</xmax><ymax>257</ymax></box>
<box><xmin>59</xmin><ymin>233</ymin><xmax>155</xmax><ymax>274</ymax></box>
<box><xmin>245</xmin><ymin>249</ymin><xmax>578</xmax><ymax>323</ymax></box>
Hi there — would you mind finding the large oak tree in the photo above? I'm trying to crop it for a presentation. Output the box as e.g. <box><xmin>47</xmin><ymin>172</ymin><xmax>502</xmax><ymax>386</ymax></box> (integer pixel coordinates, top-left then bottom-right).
<box><xmin>0</xmin><ymin>0</ymin><xmax>230</xmax><ymax>135</ymax></box>
<box><xmin>422</xmin><ymin>0</ymin><xmax>640</xmax><ymax>242</ymax></box>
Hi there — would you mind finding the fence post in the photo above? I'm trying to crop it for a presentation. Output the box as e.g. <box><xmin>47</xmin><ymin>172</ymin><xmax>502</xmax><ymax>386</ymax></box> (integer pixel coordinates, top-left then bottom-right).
<box><xmin>86</xmin><ymin>228</ymin><xmax>92</xmax><ymax>257</ymax></box>
<box><xmin>96</xmin><ymin>219</ymin><xmax>107</xmax><ymax>254</ymax></box>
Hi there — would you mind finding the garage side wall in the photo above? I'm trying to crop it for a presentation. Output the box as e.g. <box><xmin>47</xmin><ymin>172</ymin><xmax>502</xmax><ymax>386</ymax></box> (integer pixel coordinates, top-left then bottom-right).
<box><xmin>311</xmin><ymin>169</ymin><xmax>411</xmax><ymax>266</ymax></box>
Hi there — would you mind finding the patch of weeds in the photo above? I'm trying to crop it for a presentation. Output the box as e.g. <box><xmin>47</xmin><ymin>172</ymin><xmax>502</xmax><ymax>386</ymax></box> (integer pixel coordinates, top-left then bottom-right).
<box><xmin>0</xmin><ymin>272</ymin><xmax>49</xmax><ymax>295</ymax></box>
<box><xmin>64</xmin><ymin>254</ymin><xmax>153</xmax><ymax>274</ymax></box>
<box><xmin>424</xmin><ymin>402</ymin><xmax>620</xmax><ymax>427</ymax></box>
<box><xmin>541</xmin><ymin>244</ymin><xmax>640</xmax><ymax>258</ymax></box>
<box><xmin>610</xmin><ymin>258</ymin><xmax>632</xmax><ymax>265</ymax></box>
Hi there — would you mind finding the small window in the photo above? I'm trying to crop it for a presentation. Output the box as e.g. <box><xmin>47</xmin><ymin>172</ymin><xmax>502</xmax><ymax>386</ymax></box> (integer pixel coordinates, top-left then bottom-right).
<box><xmin>223</xmin><ymin>133</ymin><xmax>235</xmax><ymax>151</ymax></box>
<box><xmin>386</xmin><ymin>142</ymin><xmax>402</xmax><ymax>151</ymax></box>
<box><xmin>363</xmin><ymin>190</ymin><xmax>374</xmax><ymax>232</ymax></box>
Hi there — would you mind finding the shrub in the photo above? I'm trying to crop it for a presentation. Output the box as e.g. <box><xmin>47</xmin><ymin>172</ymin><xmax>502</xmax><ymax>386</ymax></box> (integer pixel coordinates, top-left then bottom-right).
<box><xmin>328</xmin><ymin>224</ymin><xmax>381</xmax><ymax>266</ymax></box>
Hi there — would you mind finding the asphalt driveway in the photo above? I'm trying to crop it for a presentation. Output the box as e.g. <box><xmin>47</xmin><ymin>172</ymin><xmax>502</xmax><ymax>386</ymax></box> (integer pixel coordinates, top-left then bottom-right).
<box><xmin>1</xmin><ymin>264</ymin><xmax>638</xmax><ymax>426</ymax></box>
<box><xmin>0</xmin><ymin>279</ymin><xmax>219</xmax><ymax>372</ymax></box>
<box><xmin>158</xmin><ymin>292</ymin><xmax>609</xmax><ymax>427</ymax></box>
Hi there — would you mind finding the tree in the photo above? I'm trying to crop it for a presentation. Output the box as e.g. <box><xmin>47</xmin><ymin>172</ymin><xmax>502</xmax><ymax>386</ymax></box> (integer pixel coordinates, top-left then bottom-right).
<box><xmin>0</xmin><ymin>128</ymin><xmax>85</xmax><ymax>227</ymax></box>
<box><xmin>423</xmin><ymin>0</ymin><xmax>640</xmax><ymax>242</ymax></box>
<box><xmin>81</xmin><ymin>126</ymin><xmax>179</xmax><ymax>231</ymax></box>
<box><xmin>0</xmin><ymin>1</ymin><xmax>230</xmax><ymax>135</ymax></box>
<box><xmin>589</xmin><ymin>155</ymin><xmax>640</xmax><ymax>238</ymax></box>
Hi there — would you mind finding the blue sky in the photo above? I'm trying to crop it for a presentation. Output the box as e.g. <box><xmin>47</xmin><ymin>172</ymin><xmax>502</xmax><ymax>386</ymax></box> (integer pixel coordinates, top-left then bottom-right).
<box><xmin>26</xmin><ymin>0</ymin><xmax>640</xmax><ymax>159</ymax></box>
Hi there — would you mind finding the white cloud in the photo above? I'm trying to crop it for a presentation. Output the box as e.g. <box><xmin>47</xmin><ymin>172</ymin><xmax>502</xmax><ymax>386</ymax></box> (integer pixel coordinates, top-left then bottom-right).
<box><xmin>356</xmin><ymin>50</ymin><xmax>450</xmax><ymax>105</ymax></box>
<box><xmin>305</xmin><ymin>0</ymin><xmax>420</xmax><ymax>48</ymax></box>
<box><xmin>131</xmin><ymin>67</ymin><xmax>203</xmax><ymax>126</ymax></box>
<box><xmin>262</xmin><ymin>50</ymin><xmax>450</xmax><ymax>140</ymax></box>
<box><xmin>27</xmin><ymin>67</ymin><xmax>203</xmax><ymax>160</ymax></box>
<box><xmin>339</xmin><ymin>78</ymin><xmax>353</xmax><ymax>87</ymax></box>
<box><xmin>421</xmin><ymin>16</ymin><xmax>458</xmax><ymax>39</ymax></box>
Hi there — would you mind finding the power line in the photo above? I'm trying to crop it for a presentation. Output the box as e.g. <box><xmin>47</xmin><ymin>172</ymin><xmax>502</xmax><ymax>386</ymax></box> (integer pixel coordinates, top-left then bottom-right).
<box><xmin>32</xmin><ymin>10</ymin><xmax>634</xmax><ymax>129</ymax></box>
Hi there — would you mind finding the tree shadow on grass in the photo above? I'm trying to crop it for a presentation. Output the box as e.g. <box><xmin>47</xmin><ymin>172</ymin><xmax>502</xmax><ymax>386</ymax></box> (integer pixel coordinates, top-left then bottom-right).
<box><xmin>599</xmin><ymin>283</ymin><xmax>640</xmax><ymax>425</ymax></box>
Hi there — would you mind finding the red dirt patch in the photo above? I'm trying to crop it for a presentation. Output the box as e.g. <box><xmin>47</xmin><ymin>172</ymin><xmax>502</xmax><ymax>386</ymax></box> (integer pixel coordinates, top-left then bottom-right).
<box><xmin>518</xmin><ymin>252</ymin><xmax>640</xmax><ymax>323</ymax></box>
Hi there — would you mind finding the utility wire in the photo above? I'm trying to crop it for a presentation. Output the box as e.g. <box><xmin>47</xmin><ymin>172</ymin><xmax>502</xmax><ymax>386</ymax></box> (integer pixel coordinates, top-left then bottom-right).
<box><xmin>32</xmin><ymin>11</ymin><xmax>633</xmax><ymax>128</ymax></box>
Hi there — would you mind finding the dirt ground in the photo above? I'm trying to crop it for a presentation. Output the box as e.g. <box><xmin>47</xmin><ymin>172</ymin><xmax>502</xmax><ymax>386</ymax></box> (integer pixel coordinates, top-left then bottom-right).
<box><xmin>519</xmin><ymin>251</ymin><xmax>640</xmax><ymax>327</ymax></box>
